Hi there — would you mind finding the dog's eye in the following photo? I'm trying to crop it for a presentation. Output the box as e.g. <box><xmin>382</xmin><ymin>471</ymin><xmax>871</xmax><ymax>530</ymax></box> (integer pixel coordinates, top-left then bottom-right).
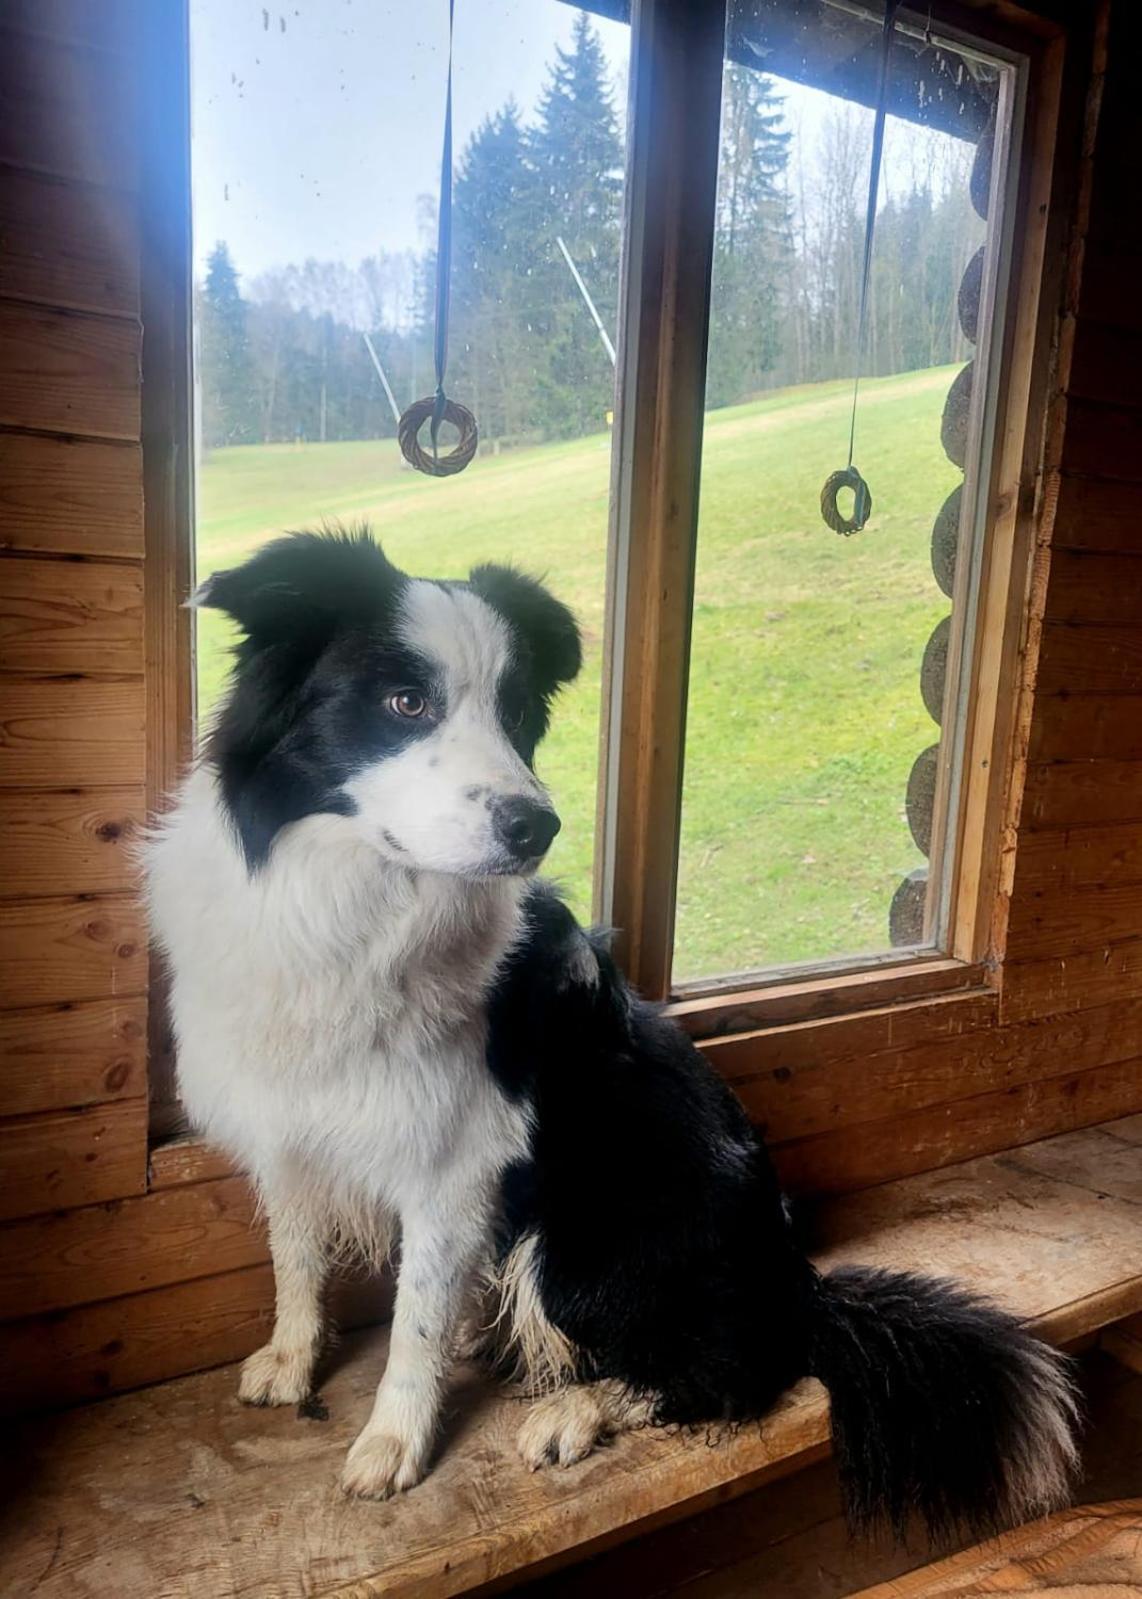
<box><xmin>504</xmin><ymin>701</ymin><xmax>527</xmax><ymax>733</ymax></box>
<box><xmin>389</xmin><ymin>690</ymin><xmax>428</xmax><ymax>719</ymax></box>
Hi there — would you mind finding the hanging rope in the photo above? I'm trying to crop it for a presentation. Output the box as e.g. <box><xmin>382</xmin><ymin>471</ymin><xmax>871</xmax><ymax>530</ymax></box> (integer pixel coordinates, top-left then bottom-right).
<box><xmin>819</xmin><ymin>0</ymin><xmax>900</xmax><ymax>535</ymax></box>
<box><xmin>398</xmin><ymin>0</ymin><xmax>479</xmax><ymax>476</ymax></box>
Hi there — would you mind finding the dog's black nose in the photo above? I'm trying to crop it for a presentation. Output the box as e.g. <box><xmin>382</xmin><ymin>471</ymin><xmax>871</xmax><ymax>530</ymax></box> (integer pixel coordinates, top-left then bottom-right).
<box><xmin>494</xmin><ymin>798</ymin><xmax>561</xmax><ymax>859</ymax></box>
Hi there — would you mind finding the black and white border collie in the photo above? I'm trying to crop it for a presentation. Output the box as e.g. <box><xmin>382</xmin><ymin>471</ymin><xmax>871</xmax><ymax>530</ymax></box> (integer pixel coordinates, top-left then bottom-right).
<box><xmin>146</xmin><ymin>528</ymin><xmax>1077</xmax><ymax>1534</ymax></box>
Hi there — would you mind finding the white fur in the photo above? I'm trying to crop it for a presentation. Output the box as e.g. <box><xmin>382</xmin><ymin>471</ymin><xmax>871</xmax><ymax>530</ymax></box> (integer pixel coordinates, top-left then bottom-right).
<box><xmin>144</xmin><ymin>581</ymin><xmax>547</xmax><ymax>1497</ymax></box>
<box><xmin>345</xmin><ymin>581</ymin><xmax>550</xmax><ymax>876</ymax></box>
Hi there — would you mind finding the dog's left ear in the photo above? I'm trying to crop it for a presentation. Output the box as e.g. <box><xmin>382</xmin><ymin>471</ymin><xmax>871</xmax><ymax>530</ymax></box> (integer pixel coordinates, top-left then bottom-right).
<box><xmin>468</xmin><ymin>564</ymin><xmax>582</xmax><ymax>696</ymax></box>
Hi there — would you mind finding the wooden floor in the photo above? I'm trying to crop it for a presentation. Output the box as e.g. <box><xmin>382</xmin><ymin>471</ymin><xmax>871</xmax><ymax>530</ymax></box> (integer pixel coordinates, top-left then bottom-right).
<box><xmin>2</xmin><ymin>1122</ymin><xmax>1141</xmax><ymax>1599</ymax></box>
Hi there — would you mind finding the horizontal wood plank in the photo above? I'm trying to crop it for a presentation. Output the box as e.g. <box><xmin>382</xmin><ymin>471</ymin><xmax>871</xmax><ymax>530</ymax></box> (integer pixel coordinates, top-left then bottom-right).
<box><xmin>0</xmin><ymin>996</ymin><xmax>146</xmax><ymax>1116</ymax></box>
<box><xmin>702</xmin><ymin>990</ymin><xmax>996</xmax><ymax>1087</ymax></box>
<box><xmin>0</xmin><ymin>558</ymin><xmax>143</xmax><ymax>674</ymax></box>
<box><xmin>772</xmin><ymin>1056</ymin><xmax>1142</xmax><ymax>1197</ymax></box>
<box><xmin>0</xmin><ymin>25</ymin><xmax>138</xmax><ymax>189</ymax></box>
<box><xmin>0</xmin><ymin>787</ymin><xmax>143</xmax><ymax>898</ymax></box>
<box><xmin>0</xmin><ymin>431</ymin><xmax>143</xmax><ymax>558</ymax></box>
<box><xmin>0</xmin><ymin>895</ymin><xmax>146</xmax><ymax>1009</ymax></box>
<box><xmin>3</xmin><ymin>1124</ymin><xmax>1140</xmax><ymax>1593</ymax></box>
<box><xmin>1028</xmin><ymin>695</ymin><xmax>1142</xmax><ymax>762</ymax></box>
<box><xmin>1058</xmin><ymin>401</ymin><xmax>1142</xmax><ymax>483</ymax></box>
<box><xmin>1013</xmin><ymin>821</ymin><xmax>1142</xmax><ymax>893</ymax></box>
<box><xmin>0</xmin><ymin>1175</ymin><xmax>264</xmax><ymax>1319</ymax></box>
<box><xmin>724</xmin><ymin>996</ymin><xmax>1142</xmax><ymax>1150</ymax></box>
<box><xmin>1022</xmin><ymin>760</ymin><xmax>1142</xmax><ymax>829</ymax></box>
<box><xmin>1079</xmin><ymin>245</ymin><xmax>1142</xmax><ymax>334</ymax></box>
<box><xmin>1067</xmin><ymin>320</ymin><xmax>1142</xmax><ymax>409</ymax></box>
<box><xmin>1042</xmin><ymin>550</ymin><xmax>1142</xmax><ymax>626</ymax></box>
<box><xmin>0</xmin><ymin>1264</ymin><xmax>388</xmax><ymax>1414</ymax></box>
<box><xmin>1002</xmin><ymin>936</ymin><xmax>1142</xmax><ymax>1023</ymax></box>
<box><xmin>1051</xmin><ymin>474</ymin><xmax>1142</xmax><ymax>553</ymax></box>
<box><xmin>1007</xmin><ymin>881</ymin><xmax>1142</xmax><ymax>960</ymax></box>
<box><xmin>1</xmin><ymin>1261</ymin><xmax>275</xmax><ymax>1408</ymax></box>
<box><xmin>0</xmin><ymin>301</ymin><xmax>140</xmax><ymax>441</ymax></box>
<box><xmin>1035</xmin><ymin>622</ymin><xmax>1142</xmax><ymax>697</ymax></box>
<box><xmin>0</xmin><ymin>677</ymin><xmax>144</xmax><ymax>787</ymax></box>
<box><xmin>0</xmin><ymin>167</ymin><xmax>139</xmax><ymax>318</ymax></box>
<box><xmin>0</xmin><ymin>1097</ymin><xmax>146</xmax><ymax>1222</ymax></box>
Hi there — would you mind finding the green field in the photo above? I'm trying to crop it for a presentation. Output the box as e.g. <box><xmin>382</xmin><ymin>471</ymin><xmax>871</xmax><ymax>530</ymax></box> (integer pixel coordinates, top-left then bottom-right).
<box><xmin>196</xmin><ymin>365</ymin><xmax>958</xmax><ymax>981</ymax></box>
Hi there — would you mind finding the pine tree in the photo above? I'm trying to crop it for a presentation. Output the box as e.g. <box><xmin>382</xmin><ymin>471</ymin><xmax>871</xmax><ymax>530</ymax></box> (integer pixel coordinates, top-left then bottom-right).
<box><xmin>706</xmin><ymin>65</ymin><xmax>792</xmax><ymax>408</ymax></box>
<box><xmin>451</xmin><ymin>102</ymin><xmax>540</xmax><ymax>440</ymax></box>
<box><xmin>528</xmin><ymin>12</ymin><xmax>624</xmax><ymax>438</ymax></box>
<box><xmin>199</xmin><ymin>242</ymin><xmax>256</xmax><ymax>448</ymax></box>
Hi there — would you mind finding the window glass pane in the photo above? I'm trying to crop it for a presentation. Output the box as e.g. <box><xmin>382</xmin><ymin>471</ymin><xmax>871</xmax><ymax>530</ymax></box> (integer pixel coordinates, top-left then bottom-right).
<box><xmin>190</xmin><ymin>2</ymin><xmax>630</xmax><ymax>918</ymax></box>
<box><xmin>674</xmin><ymin>0</ymin><xmax>1010</xmax><ymax>985</ymax></box>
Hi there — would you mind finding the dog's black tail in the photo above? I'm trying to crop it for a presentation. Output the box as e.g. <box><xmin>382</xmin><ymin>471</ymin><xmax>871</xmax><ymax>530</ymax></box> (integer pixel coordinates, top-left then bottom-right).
<box><xmin>804</xmin><ymin>1265</ymin><xmax>1080</xmax><ymax>1540</ymax></box>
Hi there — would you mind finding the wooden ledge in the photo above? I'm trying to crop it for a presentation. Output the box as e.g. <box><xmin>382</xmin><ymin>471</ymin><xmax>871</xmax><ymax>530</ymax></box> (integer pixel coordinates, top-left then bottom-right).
<box><xmin>852</xmin><ymin>1498</ymin><xmax>1142</xmax><ymax>1597</ymax></box>
<box><xmin>4</xmin><ymin>1118</ymin><xmax>1142</xmax><ymax>1599</ymax></box>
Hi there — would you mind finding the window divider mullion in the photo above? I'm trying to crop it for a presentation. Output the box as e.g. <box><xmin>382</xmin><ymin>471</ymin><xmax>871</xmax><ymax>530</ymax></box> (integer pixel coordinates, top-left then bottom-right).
<box><xmin>594</xmin><ymin>0</ymin><xmax>727</xmax><ymax>1001</ymax></box>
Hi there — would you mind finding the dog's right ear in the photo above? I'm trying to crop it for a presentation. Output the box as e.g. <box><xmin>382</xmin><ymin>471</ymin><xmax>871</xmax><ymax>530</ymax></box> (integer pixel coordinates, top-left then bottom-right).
<box><xmin>191</xmin><ymin>527</ymin><xmax>404</xmax><ymax>651</ymax></box>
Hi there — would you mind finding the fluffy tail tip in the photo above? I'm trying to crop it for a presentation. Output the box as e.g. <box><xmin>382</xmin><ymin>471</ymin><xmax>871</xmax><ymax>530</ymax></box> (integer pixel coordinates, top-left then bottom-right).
<box><xmin>809</xmin><ymin>1265</ymin><xmax>1082</xmax><ymax>1541</ymax></box>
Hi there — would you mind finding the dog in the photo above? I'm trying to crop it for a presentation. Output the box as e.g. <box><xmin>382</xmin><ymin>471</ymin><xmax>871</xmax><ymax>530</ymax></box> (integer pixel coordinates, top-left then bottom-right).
<box><xmin>145</xmin><ymin>526</ymin><xmax>1078</xmax><ymax>1533</ymax></box>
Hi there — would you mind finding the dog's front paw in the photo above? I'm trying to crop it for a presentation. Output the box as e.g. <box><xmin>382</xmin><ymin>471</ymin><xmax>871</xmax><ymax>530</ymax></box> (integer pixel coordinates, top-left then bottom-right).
<box><xmin>518</xmin><ymin>1388</ymin><xmax>610</xmax><ymax>1470</ymax></box>
<box><xmin>238</xmin><ymin>1342</ymin><xmax>315</xmax><ymax>1407</ymax></box>
<box><xmin>340</xmin><ymin>1429</ymin><xmax>428</xmax><ymax>1500</ymax></box>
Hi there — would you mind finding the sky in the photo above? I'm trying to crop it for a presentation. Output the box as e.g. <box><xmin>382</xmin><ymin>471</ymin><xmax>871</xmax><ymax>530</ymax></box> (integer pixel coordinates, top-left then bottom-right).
<box><xmin>189</xmin><ymin>1</ymin><xmax>984</xmax><ymax>290</ymax></box>
<box><xmin>190</xmin><ymin>1</ymin><xmax>634</xmax><ymax>276</ymax></box>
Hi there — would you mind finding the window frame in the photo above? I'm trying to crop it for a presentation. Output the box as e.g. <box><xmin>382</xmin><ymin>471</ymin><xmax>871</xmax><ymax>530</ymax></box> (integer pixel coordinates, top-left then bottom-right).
<box><xmin>145</xmin><ymin>0</ymin><xmax>1075</xmax><ymax>1157</ymax></box>
<box><xmin>595</xmin><ymin>0</ymin><xmax>1071</xmax><ymax>1030</ymax></box>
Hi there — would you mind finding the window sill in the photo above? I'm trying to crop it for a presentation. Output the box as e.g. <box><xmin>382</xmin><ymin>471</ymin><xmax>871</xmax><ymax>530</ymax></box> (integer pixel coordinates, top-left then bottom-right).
<box><xmin>669</xmin><ymin>955</ymin><xmax>991</xmax><ymax>1041</ymax></box>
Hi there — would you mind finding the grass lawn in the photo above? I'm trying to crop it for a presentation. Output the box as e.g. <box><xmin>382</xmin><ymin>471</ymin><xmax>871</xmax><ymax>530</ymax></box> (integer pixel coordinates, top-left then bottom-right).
<box><xmin>195</xmin><ymin>364</ymin><xmax>959</xmax><ymax>981</ymax></box>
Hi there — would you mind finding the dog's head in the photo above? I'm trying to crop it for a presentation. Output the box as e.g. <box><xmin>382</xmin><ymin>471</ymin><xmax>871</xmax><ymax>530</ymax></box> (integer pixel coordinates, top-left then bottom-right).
<box><xmin>196</xmin><ymin>527</ymin><xmax>581</xmax><ymax>876</ymax></box>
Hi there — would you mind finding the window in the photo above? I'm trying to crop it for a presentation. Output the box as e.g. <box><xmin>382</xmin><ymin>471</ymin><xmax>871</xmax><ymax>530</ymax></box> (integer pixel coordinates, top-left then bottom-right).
<box><xmin>180</xmin><ymin>0</ymin><xmax>1041</xmax><ymax>1026</ymax></box>
<box><xmin>190</xmin><ymin>0</ymin><xmax>631</xmax><ymax>921</ymax></box>
<box><xmin>673</xmin><ymin>1</ymin><xmax>1014</xmax><ymax>986</ymax></box>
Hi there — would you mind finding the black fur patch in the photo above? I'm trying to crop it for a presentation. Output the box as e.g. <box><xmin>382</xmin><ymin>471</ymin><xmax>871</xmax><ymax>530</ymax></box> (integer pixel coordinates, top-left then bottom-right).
<box><xmin>467</xmin><ymin>564</ymin><xmax>581</xmax><ymax>762</ymax></box>
<box><xmin>489</xmin><ymin>885</ymin><xmax>1078</xmax><ymax>1540</ymax></box>
<box><xmin>200</xmin><ymin>528</ymin><xmax>430</xmax><ymax>868</ymax></box>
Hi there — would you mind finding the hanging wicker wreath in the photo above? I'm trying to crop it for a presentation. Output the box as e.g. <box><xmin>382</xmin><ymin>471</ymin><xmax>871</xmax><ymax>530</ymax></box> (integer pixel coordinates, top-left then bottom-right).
<box><xmin>820</xmin><ymin>465</ymin><xmax>873</xmax><ymax>536</ymax></box>
<box><xmin>398</xmin><ymin>396</ymin><xmax>479</xmax><ymax>478</ymax></box>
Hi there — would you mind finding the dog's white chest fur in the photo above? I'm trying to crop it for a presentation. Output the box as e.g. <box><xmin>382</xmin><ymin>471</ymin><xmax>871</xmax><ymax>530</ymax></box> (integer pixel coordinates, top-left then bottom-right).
<box><xmin>146</xmin><ymin>767</ymin><xmax>531</xmax><ymax>1214</ymax></box>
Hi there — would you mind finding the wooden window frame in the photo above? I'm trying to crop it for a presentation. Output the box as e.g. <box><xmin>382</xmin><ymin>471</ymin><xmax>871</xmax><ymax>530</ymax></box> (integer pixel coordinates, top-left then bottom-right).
<box><xmin>596</xmin><ymin>0</ymin><xmax>1072</xmax><ymax>1034</ymax></box>
<box><xmin>143</xmin><ymin>0</ymin><xmax>1076</xmax><ymax>1167</ymax></box>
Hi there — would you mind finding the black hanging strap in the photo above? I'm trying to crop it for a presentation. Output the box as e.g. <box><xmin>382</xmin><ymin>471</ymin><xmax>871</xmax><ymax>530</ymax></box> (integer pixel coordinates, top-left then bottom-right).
<box><xmin>819</xmin><ymin>0</ymin><xmax>900</xmax><ymax>536</ymax></box>
<box><xmin>397</xmin><ymin>0</ymin><xmax>478</xmax><ymax>478</ymax></box>
<box><xmin>430</xmin><ymin>0</ymin><xmax>456</xmax><ymax>457</ymax></box>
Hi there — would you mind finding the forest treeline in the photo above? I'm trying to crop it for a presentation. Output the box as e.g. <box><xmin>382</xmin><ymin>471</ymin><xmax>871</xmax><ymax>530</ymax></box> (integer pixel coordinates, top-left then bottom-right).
<box><xmin>199</xmin><ymin>12</ymin><xmax>982</xmax><ymax>451</ymax></box>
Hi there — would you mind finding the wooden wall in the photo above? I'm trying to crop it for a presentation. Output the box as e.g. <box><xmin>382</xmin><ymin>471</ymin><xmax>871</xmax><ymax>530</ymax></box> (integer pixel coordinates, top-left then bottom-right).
<box><xmin>0</xmin><ymin>0</ymin><xmax>1139</xmax><ymax>1414</ymax></box>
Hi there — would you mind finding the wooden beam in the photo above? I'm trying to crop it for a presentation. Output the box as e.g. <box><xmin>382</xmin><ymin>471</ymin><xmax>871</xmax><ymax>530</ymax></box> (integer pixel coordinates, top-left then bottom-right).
<box><xmin>0</xmin><ymin>788</ymin><xmax>144</xmax><ymax>899</ymax></box>
<box><xmin>0</xmin><ymin>894</ymin><xmax>147</xmax><ymax>1009</ymax></box>
<box><xmin>596</xmin><ymin>0</ymin><xmax>726</xmax><ymax>997</ymax></box>
<box><xmin>0</xmin><ymin>23</ymin><xmax>139</xmax><ymax>189</ymax></box>
<box><xmin>0</xmin><ymin>996</ymin><xmax>146</xmax><ymax>1117</ymax></box>
<box><xmin>0</xmin><ymin>558</ymin><xmax>143</xmax><ymax>675</ymax></box>
<box><xmin>0</xmin><ymin>678</ymin><xmax>144</xmax><ymax>788</ymax></box>
<box><xmin>0</xmin><ymin>166</ymin><xmax>139</xmax><ymax>318</ymax></box>
<box><xmin>0</xmin><ymin>1174</ymin><xmax>264</xmax><ymax>1318</ymax></box>
<box><xmin>0</xmin><ymin>431</ymin><xmax>144</xmax><ymax>559</ymax></box>
<box><xmin>0</xmin><ymin>1097</ymin><xmax>147</xmax><ymax>1222</ymax></box>
<box><xmin>772</xmin><ymin>1054</ymin><xmax>1142</xmax><ymax>1195</ymax></box>
<box><xmin>0</xmin><ymin>301</ymin><xmax>141</xmax><ymax>441</ymax></box>
<box><xmin>1021</xmin><ymin>759</ymin><xmax>1142</xmax><ymax>830</ymax></box>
